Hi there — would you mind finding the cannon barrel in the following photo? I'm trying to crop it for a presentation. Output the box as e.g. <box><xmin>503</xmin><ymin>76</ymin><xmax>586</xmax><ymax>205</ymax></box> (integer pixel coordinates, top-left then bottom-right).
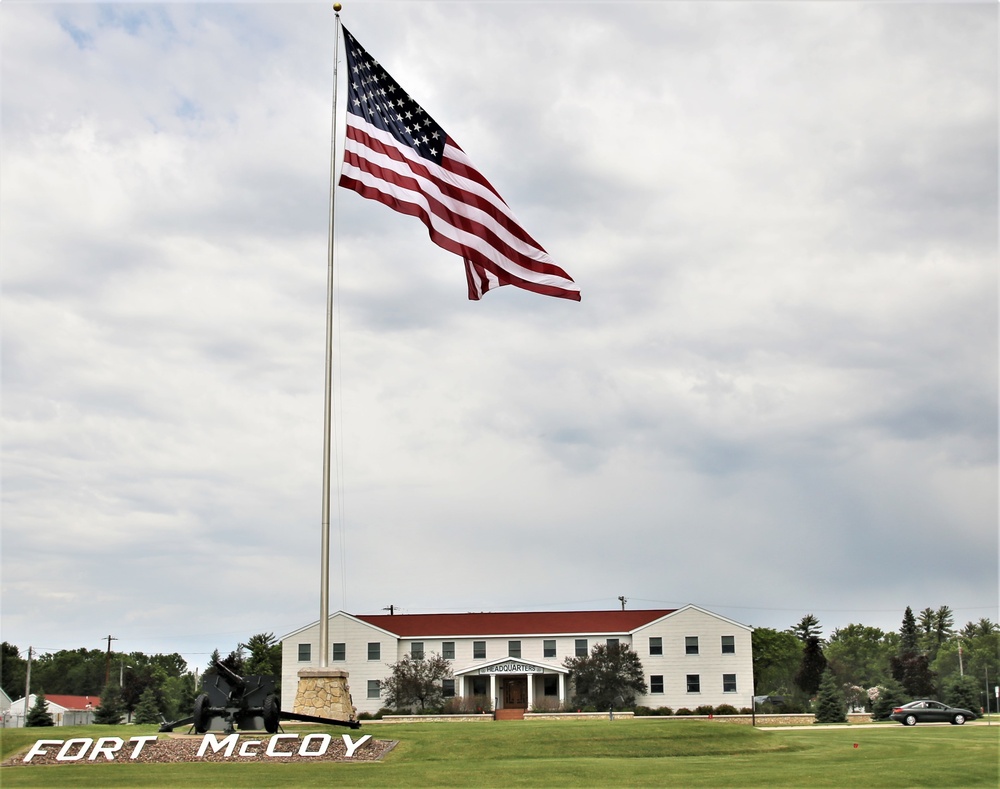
<box><xmin>212</xmin><ymin>659</ymin><xmax>247</xmax><ymax>689</ymax></box>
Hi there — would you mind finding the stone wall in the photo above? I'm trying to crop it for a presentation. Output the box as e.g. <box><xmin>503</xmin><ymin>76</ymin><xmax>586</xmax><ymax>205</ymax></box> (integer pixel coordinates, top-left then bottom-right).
<box><xmin>293</xmin><ymin>668</ymin><xmax>356</xmax><ymax>721</ymax></box>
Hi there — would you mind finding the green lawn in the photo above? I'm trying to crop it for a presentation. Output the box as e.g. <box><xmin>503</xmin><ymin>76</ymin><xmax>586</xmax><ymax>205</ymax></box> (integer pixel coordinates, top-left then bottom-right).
<box><xmin>2</xmin><ymin>719</ymin><xmax>997</xmax><ymax>787</ymax></box>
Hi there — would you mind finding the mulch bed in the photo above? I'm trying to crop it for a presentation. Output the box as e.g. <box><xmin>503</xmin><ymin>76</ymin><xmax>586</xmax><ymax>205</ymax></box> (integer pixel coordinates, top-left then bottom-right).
<box><xmin>3</xmin><ymin>733</ymin><xmax>397</xmax><ymax>767</ymax></box>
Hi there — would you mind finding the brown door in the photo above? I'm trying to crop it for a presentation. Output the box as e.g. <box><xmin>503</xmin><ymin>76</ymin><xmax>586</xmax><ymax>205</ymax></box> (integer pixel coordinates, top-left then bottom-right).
<box><xmin>504</xmin><ymin>678</ymin><xmax>528</xmax><ymax>709</ymax></box>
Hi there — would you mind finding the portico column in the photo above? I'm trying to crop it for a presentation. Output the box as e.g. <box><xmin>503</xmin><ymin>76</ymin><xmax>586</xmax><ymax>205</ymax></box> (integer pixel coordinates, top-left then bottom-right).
<box><xmin>455</xmin><ymin>674</ymin><xmax>464</xmax><ymax>701</ymax></box>
<box><xmin>526</xmin><ymin>674</ymin><xmax>534</xmax><ymax>710</ymax></box>
<box><xmin>490</xmin><ymin>674</ymin><xmax>497</xmax><ymax>710</ymax></box>
<box><xmin>558</xmin><ymin>673</ymin><xmax>566</xmax><ymax>707</ymax></box>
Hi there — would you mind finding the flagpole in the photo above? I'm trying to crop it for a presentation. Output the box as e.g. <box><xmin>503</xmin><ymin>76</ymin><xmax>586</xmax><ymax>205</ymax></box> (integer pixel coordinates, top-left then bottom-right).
<box><xmin>319</xmin><ymin>3</ymin><xmax>343</xmax><ymax>670</ymax></box>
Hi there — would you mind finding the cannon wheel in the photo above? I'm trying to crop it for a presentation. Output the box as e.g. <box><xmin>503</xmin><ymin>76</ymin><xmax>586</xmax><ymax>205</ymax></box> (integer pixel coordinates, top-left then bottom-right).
<box><xmin>263</xmin><ymin>693</ymin><xmax>280</xmax><ymax>733</ymax></box>
<box><xmin>193</xmin><ymin>693</ymin><xmax>212</xmax><ymax>734</ymax></box>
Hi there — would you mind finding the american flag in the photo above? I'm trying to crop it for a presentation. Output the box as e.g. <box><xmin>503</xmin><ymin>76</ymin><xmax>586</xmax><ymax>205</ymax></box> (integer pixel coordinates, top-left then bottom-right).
<box><xmin>338</xmin><ymin>26</ymin><xmax>581</xmax><ymax>302</ymax></box>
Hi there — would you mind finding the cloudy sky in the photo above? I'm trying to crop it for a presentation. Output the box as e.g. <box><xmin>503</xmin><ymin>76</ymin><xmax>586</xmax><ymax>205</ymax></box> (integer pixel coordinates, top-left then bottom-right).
<box><xmin>2</xmin><ymin>1</ymin><xmax>997</xmax><ymax>673</ymax></box>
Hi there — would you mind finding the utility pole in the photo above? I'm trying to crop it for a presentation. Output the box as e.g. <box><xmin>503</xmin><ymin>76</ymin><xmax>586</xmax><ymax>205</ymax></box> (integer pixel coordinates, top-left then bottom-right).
<box><xmin>618</xmin><ymin>596</ymin><xmax>627</xmax><ymax>611</ymax></box>
<box><xmin>104</xmin><ymin>635</ymin><xmax>118</xmax><ymax>686</ymax></box>
<box><xmin>23</xmin><ymin>647</ymin><xmax>33</xmax><ymax>714</ymax></box>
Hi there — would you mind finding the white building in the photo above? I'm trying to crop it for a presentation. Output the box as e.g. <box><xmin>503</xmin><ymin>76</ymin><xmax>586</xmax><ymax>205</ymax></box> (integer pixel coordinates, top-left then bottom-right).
<box><xmin>281</xmin><ymin>605</ymin><xmax>754</xmax><ymax>716</ymax></box>
<box><xmin>3</xmin><ymin>694</ymin><xmax>100</xmax><ymax>727</ymax></box>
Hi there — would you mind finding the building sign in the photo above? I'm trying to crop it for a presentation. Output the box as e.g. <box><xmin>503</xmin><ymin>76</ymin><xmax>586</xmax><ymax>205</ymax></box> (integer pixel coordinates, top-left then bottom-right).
<box><xmin>479</xmin><ymin>661</ymin><xmax>544</xmax><ymax>675</ymax></box>
<box><xmin>21</xmin><ymin>733</ymin><xmax>373</xmax><ymax>763</ymax></box>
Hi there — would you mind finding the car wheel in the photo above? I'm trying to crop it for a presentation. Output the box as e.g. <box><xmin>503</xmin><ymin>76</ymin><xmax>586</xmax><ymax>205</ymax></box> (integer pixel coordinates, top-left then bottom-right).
<box><xmin>903</xmin><ymin>714</ymin><xmax>917</xmax><ymax>726</ymax></box>
<box><xmin>952</xmin><ymin>714</ymin><xmax>966</xmax><ymax>725</ymax></box>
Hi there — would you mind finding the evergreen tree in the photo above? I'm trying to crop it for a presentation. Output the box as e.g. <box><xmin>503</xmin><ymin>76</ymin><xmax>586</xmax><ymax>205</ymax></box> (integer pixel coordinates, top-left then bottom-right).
<box><xmin>93</xmin><ymin>681</ymin><xmax>125</xmax><ymax>725</ymax></box>
<box><xmin>241</xmin><ymin>633</ymin><xmax>282</xmax><ymax>677</ymax></box>
<box><xmin>132</xmin><ymin>688</ymin><xmax>162</xmax><ymax>725</ymax></box>
<box><xmin>794</xmin><ymin>636</ymin><xmax>828</xmax><ymax>697</ymax></box>
<box><xmin>790</xmin><ymin>614</ymin><xmax>822</xmax><ymax>643</ymax></box>
<box><xmin>204</xmin><ymin>649</ymin><xmax>223</xmax><ymax>676</ymax></box>
<box><xmin>25</xmin><ymin>690</ymin><xmax>54</xmax><ymax>727</ymax></box>
<box><xmin>814</xmin><ymin>668</ymin><xmax>847</xmax><ymax>723</ymax></box>
<box><xmin>871</xmin><ymin>677</ymin><xmax>908</xmax><ymax>720</ymax></box>
<box><xmin>899</xmin><ymin>607</ymin><xmax>919</xmax><ymax>654</ymax></box>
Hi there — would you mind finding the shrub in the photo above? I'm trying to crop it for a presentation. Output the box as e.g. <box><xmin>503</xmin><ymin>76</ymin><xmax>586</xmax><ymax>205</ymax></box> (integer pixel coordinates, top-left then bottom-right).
<box><xmin>739</xmin><ymin>707</ymin><xmax>753</xmax><ymax>715</ymax></box>
<box><xmin>529</xmin><ymin>697</ymin><xmax>562</xmax><ymax>713</ymax></box>
<box><xmin>633</xmin><ymin>705</ymin><xmax>655</xmax><ymax>716</ymax></box>
<box><xmin>656</xmin><ymin>706</ymin><xmax>673</xmax><ymax>716</ymax></box>
<box><xmin>713</xmin><ymin>704</ymin><xmax>739</xmax><ymax>715</ymax></box>
<box><xmin>675</xmin><ymin>707</ymin><xmax>695</xmax><ymax>716</ymax></box>
<box><xmin>694</xmin><ymin>705</ymin><xmax>715</xmax><ymax>715</ymax></box>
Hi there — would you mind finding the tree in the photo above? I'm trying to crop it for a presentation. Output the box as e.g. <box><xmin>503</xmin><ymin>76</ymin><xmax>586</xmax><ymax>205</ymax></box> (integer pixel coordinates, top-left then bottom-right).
<box><xmin>563</xmin><ymin>642</ymin><xmax>647</xmax><ymax>710</ymax></box>
<box><xmin>1</xmin><ymin>642</ymin><xmax>27</xmax><ymax>701</ymax></box>
<box><xmin>825</xmin><ymin>624</ymin><xmax>891</xmax><ymax>690</ymax></box>
<box><xmin>917</xmin><ymin>606</ymin><xmax>954</xmax><ymax>662</ymax></box>
<box><xmin>899</xmin><ymin>607</ymin><xmax>919</xmax><ymax>654</ymax></box>
<box><xmin>892</xmin><ymin>606</ymin><xmax>936</xmax><ymax>697</ymax></box>
<box><xmin>752</xmin><ymin>628</ymin><xmax>803</xmax><ymax>695</ymax></box>
<box><xmin>941</xmin><ymin>674</ymin><xmax>980</xmax><ymax>714</ymax></box>
<box><xmin>132</xmin><ymin>688</ymin><xmax>163</xmax><ymax>725</ymax></box>
<box><xmin>93</xmin><ymin>681</ymin><xmax>125</xmax><ymax>725</ymax></box>
<box><xmin>790</xmin><ymin>615</ymin><xmax>822</xmax><ymax>643</ymax></box>
<box><xmin>381</xmin><ymin>653</ymin><xmax>452</xmax><ymax>712</ymax></box>
<box><xmin>26</xmin><ymin>690</ymin><xmax>54</xmax><ymax>727</ymax></box>
<box><xmin>794</xmin><ymin>636</ymin><xmax>828</xmax><ymax>697</ymax></box>
<box><xmin>241</xmin><ymin>633</ymin><xmax>282</xmax><ymax>677</ymax></box>
<box><xmin>814</xmin><ymin>668</ymin><xmax>846</xmax><ymax>723</ymax></box>
<box><xmin>871</xmin><ymin>677</ymin><xmax>908</xmax><ymax>721</ymax></box>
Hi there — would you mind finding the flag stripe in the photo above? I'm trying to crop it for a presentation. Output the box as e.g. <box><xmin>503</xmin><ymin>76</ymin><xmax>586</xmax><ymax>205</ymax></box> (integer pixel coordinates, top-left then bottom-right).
<box><xmin>340</xmin><ymin>164</ymin><xmax>579</xmax><ymax>298</ymax></box>
<box><xmin>338</xmin><ymin>25</ymin><xmax>580</xmax><ymax>302</ymax></box>
<box><xmin>343</xmin><ymin>126</ymin><xmax>574</xmax><ymax>284</ymax></box>
<box><xmin>344</xmin><ymin>123</ymin><xmax>546</xmax><ymax>254</ymax></box>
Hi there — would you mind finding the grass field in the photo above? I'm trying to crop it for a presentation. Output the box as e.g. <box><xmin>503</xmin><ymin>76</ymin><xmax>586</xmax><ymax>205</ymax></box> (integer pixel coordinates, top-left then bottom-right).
<box><xmin>2</xmin><ymin>719</ymin><xmax>997</xmax><ymax>788</ymax></box>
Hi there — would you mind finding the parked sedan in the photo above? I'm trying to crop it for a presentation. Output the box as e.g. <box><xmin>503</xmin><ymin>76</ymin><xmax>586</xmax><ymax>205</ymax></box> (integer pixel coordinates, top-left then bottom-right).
<box><xmin>890</xmin><ymin>700</ymin><xmax>977</xmax><ymax>726</ymax></box>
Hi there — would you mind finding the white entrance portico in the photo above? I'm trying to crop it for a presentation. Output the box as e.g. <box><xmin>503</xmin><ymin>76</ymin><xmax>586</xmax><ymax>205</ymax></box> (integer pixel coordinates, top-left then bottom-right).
<box><xmin>453</xmin><ymin>658</ymin><xmax>569</xmax><ymax>711</ymax></box>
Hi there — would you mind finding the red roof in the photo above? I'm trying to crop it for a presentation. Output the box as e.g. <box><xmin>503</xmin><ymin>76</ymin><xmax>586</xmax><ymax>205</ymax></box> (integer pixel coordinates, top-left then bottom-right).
<box><xmin>355</xmin><ymin>610</ymin><xmax>676</xmax><ymax>638</ymax></box>
<box><xmin>44</xmin><ymin>694</ymin><xmax>101</xmax><ymax>710</ymax></box>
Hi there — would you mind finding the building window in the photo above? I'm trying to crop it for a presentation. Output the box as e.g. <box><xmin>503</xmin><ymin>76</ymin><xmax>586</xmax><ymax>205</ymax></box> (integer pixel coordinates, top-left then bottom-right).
<box><xmin>411</xmin><ymin>641</ymin><xmax>424</xmax><ymax>659</ymax></box>
<box><xmin>367</xmin><ymin>680</ymin><xmax>381</xmax><ymax>699</ymax></box>
<box><xmin>723</xmin><ymin>674</ymin><xmax>737</xmax><ymax>693</ymax></box>
<box><xmin>607</xmin><ymin>638</ymin><xmax>619</xmax><ymax>650</ymax></box>
<box><xmin>687</xmin><ymin>674</ymin><xmax>701</xmax><ymax>693</ymax></box>
<box><xmin>685</xmin><ymin>636</ymin><xmax>699</xmax><ymax>655</ymax></box>
<box><xmin>473</xmin><ymin>641</ymin><xmax>486</xmax><ymax>660</ymax></box>
<box><xmin>543</xmin><ymin>676</ymin><xmax>559</xmax><ymax>697</ymax></box>
<box><xmin>442</xmin><ymin>641</ymin><xmax>455</xmax><ymax>660</ymax></box>
<box><xmin>508</xmin><ymin>640</ymin><xmax>521</xmax><ymax>658</ymax></box>
<box><xmin>472</xmin><ymin>676</ymin><xmax>488</xmax><ymax>696</ymax></box>
<box><xmin>297</xmin><ymin>643</ymin><xmax>311</xmax><ymax>662</ymax></box>
<box><xmin>575</xmin><ymin>639</ymin><xmax>588</xmax><ymax>657</ymax></box>
<box><xmin>649</xmin><ymin>637</ymin><xmax>662</xmax><ymax>656</ymax></box>
<box><xmin>332</xmin><ymin>643</ymin><xmax>346</xmax><ymax>661</ymax></box>
<box><xmin>443</xmin><ymin>679</ymin><xmax>455</xmax><ymax>698</ymax></box>
<box><xmin>650</xmin><ymin>675</ymin><xmax>664</xmax><ymax>694</ymax></box>
<box><xmin>368</xmin><ymin>642</ymin><xmax>380</xmax><ymax>661</ymax></box>
<box><xmin>722</xmin><ymin>635</ymin><xmax>735</xmax><ymax>654</ymax></box>
<box><xmin>544</xmin><ymin>640</ymin><xmax>556</xmax><ymax>658</ymax></box>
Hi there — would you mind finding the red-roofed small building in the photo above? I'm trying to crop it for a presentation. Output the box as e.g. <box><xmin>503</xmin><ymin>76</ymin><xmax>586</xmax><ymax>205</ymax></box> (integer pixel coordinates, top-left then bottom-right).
<box><xmin>281</xmin><ymin>605</ymin><xmax>754</xmax><ymax>716</ymax></box>
<box><xmin>4</xmin><ymin>693</ymin><xmax>101</xmax><ymax>727</ymax></box>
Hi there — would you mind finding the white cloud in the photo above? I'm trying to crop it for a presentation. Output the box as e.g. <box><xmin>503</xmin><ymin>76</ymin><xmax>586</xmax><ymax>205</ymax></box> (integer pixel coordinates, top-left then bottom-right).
<box><xmin>1</xmin><ymin>2</ymin><xmax>995</xmax><ymax>668</ymax></box>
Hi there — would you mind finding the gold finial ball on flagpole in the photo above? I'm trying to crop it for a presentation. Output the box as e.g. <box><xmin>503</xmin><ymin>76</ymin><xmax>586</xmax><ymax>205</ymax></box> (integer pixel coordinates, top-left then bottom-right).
<box><xmin>333</xmin><ymin>3</ymin><xmax>342</xmax><ymax>11</ymax></box>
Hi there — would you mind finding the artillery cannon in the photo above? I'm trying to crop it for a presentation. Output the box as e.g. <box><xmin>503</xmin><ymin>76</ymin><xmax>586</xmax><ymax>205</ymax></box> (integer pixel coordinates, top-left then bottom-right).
<box><xmin>158</xmin><ymin>659</ymin><xmax>360</xmax><ymax>733</ymax></box>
